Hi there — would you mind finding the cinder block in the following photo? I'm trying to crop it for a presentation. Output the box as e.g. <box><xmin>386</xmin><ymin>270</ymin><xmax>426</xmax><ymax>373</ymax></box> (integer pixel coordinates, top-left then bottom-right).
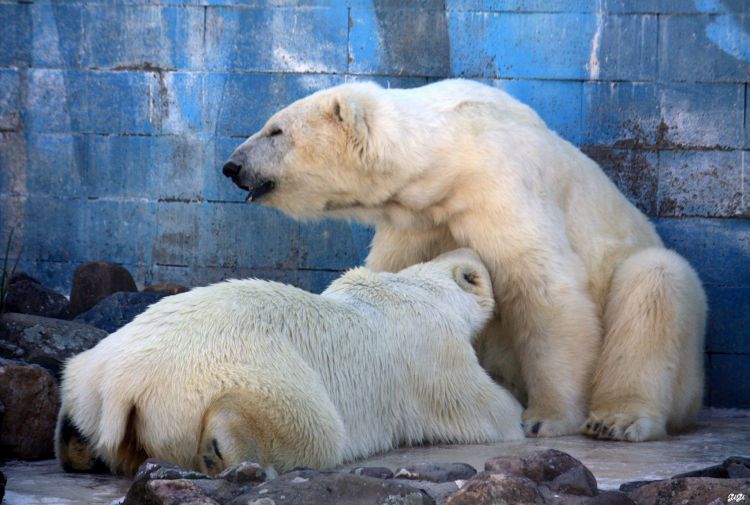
<box><xmin>85</xmin><ymin>71</ymin><xmax>159</xmax><ymax>134</ymax></box>
<box><xmin>705</xmin><ymin>287</ymin><xmax>750</xmax><ymax>354</ymax></box>
<box><xmin>654</xmin><ymin>217</ymin><xmax>750</xmax><ymax>287</ymax></box>
<box><xmin>208</xmin><ymin>72</ymin><xmax>342</xmax><ymax>137</ymax></box>
<box><xmin>0</xmin><ymin>3</ymin><xmax>31</xmax><ymax>66</ymax></box>
<box><xmin>195</xmin><ymin>202</ymin><xmax>299</xmax><ymax>270</ymax></box>
<box><xmin>448</xmin><ymin>11</ymin><xmax>594</xmax><ymax>79</ymax></box>
<box><xmin>582</xmin><ymin>147</ymin><xmax>658</xmax><ymax>216</ymax></box>
<box><xmin>204</xmin><ymin>6</ymin><xmax>348</xmax><ymax>72</ymax></box>
<box><xmin>298</xmin><ymin>219</ymin><xmax>374</xmax><ymax>270</ymax></box>
<box><xmin>158</xmin><ymin>72</ymin><xmax>210</xmax><ymax>135</ymax></box>
<box><xmin>23</xmin><ymin>196</ymin><xmax>84</xmax><ymax>263</ymax></box>
<box><xmin>708</xmin><ymin>354</ymin><xmax>750</xmax><ymax>408</ymax></box>
<box><xmin>25</xmin><ymin>134</ymin><xmax>85</xmax><ymax>198</ymax></box>
<box><xmin>29</xmin><ymin>2</ymin><xmax>84</xmax><ymax>68</ymax></box>
<box><xmin>0</xmin><ymin>132</ymin><xmax>26</xmax><ymax>196</ymax></box>
<box><xmin>582</xmin><ymin>82</ymin><xmax>660</xmax><ymax>147</ymax></box>
<box><xmin>594</xmin><ymin>14</ymin><xmax>657</xmax><ymax>80</ymax></box>
<box><xmin>659</xmin><ymin>83</ymin><xmax>744</xmax><ymax>150</ymax></box>
<box><xmin>25</xmin><ymin>69</ymin><xmax>85</xmax><ymax>133</ymax></box>
<box><xmin>493</xmin><ymin>79</ymin><xmax>583</xmax><ymax>144</ymax></box>
<box><xmin>297</xmin><ymin>269</ymin><xmax>342</xmax><ymax>294</ymax></box>
<box><xmin>81</xmin><ymin>5</ymin><xmax>204</xmax><ymax>70</ymax></box>
<box><xmin>659</xmin><ymin>14</ymin><xmax>750</xmax><ymax>82</ymax></box>
<box><xmin>0</xmin><ymin>70</ymin><xmax>20</xmax><ymax>131</ymax></box>
<box><xmin>79</xmin><ymin>199</ymin><xmax>157</xmax><ymax>266</ymax></box>
<box><xmin>658</xmin><ymin>150</ymin><xmax>743</xmax><ymax>217</ymax></box>
<box><xmin>153</xmin><ymin>201</ymin><xmax>199</xmax><ymax>268</ymax></box>
<box><xmin>349</xmin><ymin>7</ymin><xmax>451</xmax><ymax>76</ymax></box>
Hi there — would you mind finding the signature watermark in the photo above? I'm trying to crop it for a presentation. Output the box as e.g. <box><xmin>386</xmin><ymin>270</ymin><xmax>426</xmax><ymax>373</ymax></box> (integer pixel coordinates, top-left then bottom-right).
<box><xmin>729</xmin><ymin>493</ymin><xmax>747</xmax><ymax>503</ymax></box>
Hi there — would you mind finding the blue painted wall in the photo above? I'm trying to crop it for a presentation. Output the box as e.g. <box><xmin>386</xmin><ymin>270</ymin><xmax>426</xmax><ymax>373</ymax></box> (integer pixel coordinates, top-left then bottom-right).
<box><xmin>0</xmin><ymin>0</ymin><xmax>747</xmax><ymax>407</ymax></box>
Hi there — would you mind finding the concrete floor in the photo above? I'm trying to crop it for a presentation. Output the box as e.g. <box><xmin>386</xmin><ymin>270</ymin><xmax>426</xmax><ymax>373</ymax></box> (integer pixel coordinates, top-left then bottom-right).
<box><xmin>2</xmin><ymin>409</ymin><xmax>749</xmax><ymax>505</ymax></box>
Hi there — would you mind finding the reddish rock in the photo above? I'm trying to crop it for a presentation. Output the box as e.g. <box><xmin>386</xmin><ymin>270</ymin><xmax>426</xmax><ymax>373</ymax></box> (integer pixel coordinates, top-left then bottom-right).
<box><xmin>4</xmin><ymin>274</ymin><xmax>69</xmax><ymax>319</ymax></box>
<box><xmin>627</xmin><ymin>477</ymin><xmax>750</xmax><ymax>505</ymax></box>
<box><xmin>69</xmin><ymin>262</ymin><xmax>137</xmax><ymax>318</ymax></box>
<box><xmin>0</xmin><ymin>358</ymin><xmax>59</xmax><ymax>460</ymax></box>
<box><xmin>485</xmin><ymin>449</ymin><xmax>598</xmax><ymax>497</ymax></box>
<box><xmin>445</xmin><ymin>472</ymin><xmax>543</xmax><ymax>505</ymax></box>
<box><xmin>143</xmin><ymin>283</ymin><xmax>189</xmax><ymax>296</ymax></box>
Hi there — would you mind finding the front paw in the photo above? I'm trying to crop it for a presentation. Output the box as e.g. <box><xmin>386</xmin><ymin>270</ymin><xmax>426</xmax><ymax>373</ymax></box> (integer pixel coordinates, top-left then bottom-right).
<box><xmin>522</xmin><ymin>409</ymin><xmax>582</xmax><ymax>438</ymax></box>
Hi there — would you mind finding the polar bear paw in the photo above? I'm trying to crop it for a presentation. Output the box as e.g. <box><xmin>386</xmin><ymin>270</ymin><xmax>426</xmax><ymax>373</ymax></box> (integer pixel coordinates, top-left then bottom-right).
<box><xmin>522</xmin><ymin>409</ymin><xmax>582</xmax><ymax>438</ymax></box>
<box><xmin>582</xmin><ymin>410</ymin><xmax>667</xmax><ymax>442</ymax></box>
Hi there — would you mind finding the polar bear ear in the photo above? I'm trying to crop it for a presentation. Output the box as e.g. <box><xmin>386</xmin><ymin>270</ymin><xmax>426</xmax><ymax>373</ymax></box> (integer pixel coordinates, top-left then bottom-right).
<box><xmin>330</xmin><ymin>95</ymin><xmax>369</xmax><ymax>139</ymax></box>
<box><xmin>453</xmin><ymin>265</ymin><xmax>484</xmax><ymax>294</ymax></box>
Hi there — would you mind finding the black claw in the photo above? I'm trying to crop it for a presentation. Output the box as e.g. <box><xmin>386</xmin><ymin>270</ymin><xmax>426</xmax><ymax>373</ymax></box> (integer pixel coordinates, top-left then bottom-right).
<box><xmin>531</xmin><ymin>421</ymin><xmax>542</xmax><ymax>435</ymax></box>
<box><xmin>593</xmin><ymin>422</ymin><xmax>601</xmax><ymax>432</ymax></box>
<box><xmin>585</xmin><ymin>423</ymin><xmax>592</xmax><ymax>430</ymax></box>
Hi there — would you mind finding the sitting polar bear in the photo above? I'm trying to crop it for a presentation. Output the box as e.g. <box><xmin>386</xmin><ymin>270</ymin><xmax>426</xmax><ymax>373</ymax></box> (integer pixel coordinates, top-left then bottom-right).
<box><xmin>222</xmin><ymin>78</ymin><xmax>707</xmax><ymax>442</ymax></box>
<box><xmin>56</xmin><ymin>249</ymin><xmax>523</xmax><ymax>476</ymax></box>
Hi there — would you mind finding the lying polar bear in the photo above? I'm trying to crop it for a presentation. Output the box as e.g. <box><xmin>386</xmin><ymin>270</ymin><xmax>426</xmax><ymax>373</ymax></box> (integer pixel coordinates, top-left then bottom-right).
<box><xmin>56</xmin><ymin>249</ymin><xmax>523</xmax><ymax>476</ymax></box>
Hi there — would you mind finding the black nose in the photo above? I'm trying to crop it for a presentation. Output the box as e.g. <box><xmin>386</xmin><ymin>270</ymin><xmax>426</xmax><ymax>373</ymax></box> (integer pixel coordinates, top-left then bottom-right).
<box><xmin>222</xmin><ymin>161</ymin><xmax>242</xmax><ymax>178</ymax></box>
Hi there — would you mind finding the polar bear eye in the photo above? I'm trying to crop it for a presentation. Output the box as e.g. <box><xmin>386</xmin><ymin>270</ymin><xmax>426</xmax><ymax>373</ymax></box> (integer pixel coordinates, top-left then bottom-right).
<box><xmin>268</xmin><ymin>127</ymin><xmax>282</xmax><ymax>137</ymax></box>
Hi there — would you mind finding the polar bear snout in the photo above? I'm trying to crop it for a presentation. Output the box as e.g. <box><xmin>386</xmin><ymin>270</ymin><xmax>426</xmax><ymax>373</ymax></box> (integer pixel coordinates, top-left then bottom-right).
<box><xmin>222</xmin><ymin>158</ymin><xmax>276</xmax><ymax>203</ymax></box>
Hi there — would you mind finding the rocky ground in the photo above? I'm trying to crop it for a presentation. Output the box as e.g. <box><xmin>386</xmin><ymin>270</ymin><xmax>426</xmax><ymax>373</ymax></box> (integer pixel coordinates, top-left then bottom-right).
<box><xmin>1</xmin><ymin>262</ymin><xmax>748</xmax><ymax>504</ymax></box>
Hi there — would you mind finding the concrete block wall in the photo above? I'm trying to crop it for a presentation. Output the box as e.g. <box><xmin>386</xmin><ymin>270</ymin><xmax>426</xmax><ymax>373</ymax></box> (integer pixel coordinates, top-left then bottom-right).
<box><xmin>0</xmin><ymin>0</ymin><xmax>747</xmax><ymax>407</ymax></box>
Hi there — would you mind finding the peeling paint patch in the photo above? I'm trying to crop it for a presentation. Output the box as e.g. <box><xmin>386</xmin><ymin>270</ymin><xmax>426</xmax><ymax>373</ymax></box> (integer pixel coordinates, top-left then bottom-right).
<box><xmin>588</xmin><ymin>0</ymin><xmax>604</xmax><ymax>80</ymax></box>
<box><xmin>695</xmin><ymin>0</ymin><xmax>750</xmax><ymax>63</ymax></box>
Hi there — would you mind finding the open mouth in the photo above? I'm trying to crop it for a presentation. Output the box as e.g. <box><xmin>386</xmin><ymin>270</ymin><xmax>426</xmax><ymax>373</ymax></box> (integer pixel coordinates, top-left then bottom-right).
<box><xmin>244</xmin><ymin>180</ymin><xmax>275</xmax><ymax>202</ymax></box>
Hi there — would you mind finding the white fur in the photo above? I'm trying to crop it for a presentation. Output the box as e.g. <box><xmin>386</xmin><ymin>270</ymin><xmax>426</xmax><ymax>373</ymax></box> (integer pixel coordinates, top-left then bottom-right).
<box><xmin>227</xmin><ymin>78</ymin><xmax>707</xmax><ymax>441</ymax></box>
<box><xmin>56</xmin><ymin>249</ymin><xmax>523</xmax><ymax>475</ymax></box>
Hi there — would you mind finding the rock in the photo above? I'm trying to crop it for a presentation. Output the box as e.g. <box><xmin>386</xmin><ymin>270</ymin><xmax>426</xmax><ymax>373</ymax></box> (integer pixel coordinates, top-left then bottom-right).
<box><xmin>672</xmin><ymin>456</ymin><xmax>750</xmax><ymax>479</ymax></box>
<box><xmin>141</xmin><ymin>480</ymin><xmax>220</xmax><ymax>505</ymax></box>
<box><xmin>618</xmin><ymin>481</ymin><xmax>657</xmax><ymax>493</ymax></box>
<box><xmin>125</xmin><ymin>459</ymin><xmax>215</xmax><ymax>505</ymax></box>
<box><xmin>75</xmin><ymin>291</ymin><xmax>168</xmax><ymax>333</ymax></box>
<box><xmin>0</xmin><ymin>312</ymin><xmax>108</xmax><ymax>377</ymax></box>
<box><xmin>401</xmin><ymin>479</ymin><xmax>461</xmax><ymax>504</ymax></box>
<box><xmin>217</xmin><ymin>461</ymin><xmax>267</xmax><ymax>485</ymax></box>
<box><xmin>444</xmin><ymin>472</ymin><xmax>543</xmax><ymax>505</ymax></box>
<box><xmin>0</xmin><ymin>469</ymin><xmax>5</xmax><ymax>504</ymax></box>
<box><xmin>485</xmin><ymin>448</ymin><xmax>598</xmax><ymax>496</ymax></box>
<box><xmin>69</xmin><ymin>262</ymin><xmax>137</xmax><ymax>318</ymax></box>
<box><xmin>143</xmin><ymin>283</ymin><xmax>189</xmax><ymax>296</ymax></box>
<box><xmin>350</xmin><ymin>466</ymin><xmax>394</xmax><ymax>479</ymax></box>
<box><xmin>395</xmin><ymin>462</ymin><xmax>477</xmax><ymax>483</ymax></box>
<box><xmin>228</xmin><ymin>469</ymin><xmax>435</xmax><ymax>505</ymax></box>
<box><xmin>583</xmin><ymin>491</ymin><xmax>638</xmax><ymax>504</ymax></box>
<box><xmin>4</xmin><ymin>274</ymin><xmax>70</xmax><ymax>319</ymax></box>
<box><xmin>0</xmin><ymin>358</ymin><xmax>59</xmax><ymax>460</ymax></box>
<box><xmin>626</xmin><ymin>477</ymin><xmax>750</xmax><ymax>505</ymax></box>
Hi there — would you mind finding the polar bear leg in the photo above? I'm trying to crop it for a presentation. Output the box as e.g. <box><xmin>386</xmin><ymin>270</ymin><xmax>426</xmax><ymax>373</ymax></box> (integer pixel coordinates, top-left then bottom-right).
<box><xmin>198</xmin><ymin>381</ymin><xmax>346</xmax><ymax>476</ymax></box>
<box><xmin>365</xmin><ymin>223</ymin><xmax>458</xmax><ymax>272</ymax></box>
<box><xmin>583</xmin><ymin>248</ymin><xmax>706</xmax><ymax>441</ymax></box>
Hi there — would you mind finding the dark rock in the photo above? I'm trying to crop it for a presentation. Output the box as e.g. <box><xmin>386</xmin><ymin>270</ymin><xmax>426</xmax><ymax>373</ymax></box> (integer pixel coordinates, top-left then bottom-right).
<box><xmin>444</xmin><ymin>472</ymin><xmax>543</xmax><ymax>505</ymax></box>
<box><xmin>0</xmin><ymin>312</ymin><xmax>108</xmax><ymax>377</ymax></box>
<box><xmin>69</xmin><ymin>262</ymin><xmax>137</xmax><ymax>318</ymax></box>
<box><xmin>227</xmin><ymin>469</ymin><xmax>435</xmax><ymax>505</ymax></box>
<box><xmin>485</xmin><ymin>449</ymin><xmax>598</xmax><ymax>496</ymax></box>
<box><xmin>0</xmin><ymin>358</ymin><xmax>59</xmax><ymax>460</ymax></box>
<box><xmin>133</xmin><ymin>459</ymin><xmax>210</xmax><ymax>482</ymax></box>
<box><xmin>143</xmin><ymin>283</ymin><xmax>189</xmax><ymax>296</ymax></box>
<box><xmin>126</xmin><ymin>459</ymin><xmax>214</xmax><ymax>505</ymax></box>
<box><xmin>618</xmin><ymin>480</ymin><xmax>658</xmax><ymax>493</ymax></box>
<box><xmin>217</xmin><ymin>461</ymin><xmax>267</xmax><ymax>485</ymax></box>
<box><xmin>583</xmin><ymin>491</ymin><xmax>638</xmax><ymax>504</ymax></box>
<box><xmin>4</xmin><ymin>274</ymin><xmax>70</xmax><ymax>319</ymax></box>
<box><xmin>75</xmin><ymin>291</ymin><xmax>167</xmax><ymax>333</ymax></box>
<box><xmin>0</xmin><ymin>469</ymin><xmax>5</xmax><ymax>504</ymax></box>
<box><xmin>399</xmin><ymin>479</ymin><xmax>461</xmax><ymax>504</ymax></box>
<box><xmin>672</xmin><ymin>456</ymin><xmax>750</xmax><ymax>480</ymax></box>
<box><xmin>350</xmin><ymin>466</ymin><xmax>394</xmax><ymax>479</ymax></box>
<box><xmin>627</xmin><ymin>477</ymin><xmax>750</xmax><ymax>505</ymax></box>
<box><xmin>395</xmin><ymin>462</ymin><xmax>477</xmax><ymax>483</ymax></box>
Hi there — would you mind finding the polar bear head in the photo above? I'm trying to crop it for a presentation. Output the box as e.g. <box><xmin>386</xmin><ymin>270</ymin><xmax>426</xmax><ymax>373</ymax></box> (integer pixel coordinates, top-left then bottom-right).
<box><xmin>325</xmin><ymin>248</ymin><xmax>495</xmax><ymax>338</ymax></box>
<box><xmin>222</xmin><ymin>82</ymin><xmax>434</xmax><ymax>223</ymax></box>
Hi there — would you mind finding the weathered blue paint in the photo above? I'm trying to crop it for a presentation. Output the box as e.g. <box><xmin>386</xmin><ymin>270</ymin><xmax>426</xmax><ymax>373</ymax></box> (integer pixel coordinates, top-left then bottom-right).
<box><xmin>0</xmin><ymin>0</ymin><xmax>747</xmax><ymax>407</ymax></box>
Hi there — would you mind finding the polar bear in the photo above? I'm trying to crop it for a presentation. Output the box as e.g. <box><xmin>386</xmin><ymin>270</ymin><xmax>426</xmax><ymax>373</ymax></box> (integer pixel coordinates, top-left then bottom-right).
<box><xmin>56</xmin><ymin>249</ymin><xmax>523</xmax><ymax>476</ymax></box>
<box><xmin>222</xmin><ymin>78</ymin><xmax>707</xmax><ymax>442</ymax></box>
